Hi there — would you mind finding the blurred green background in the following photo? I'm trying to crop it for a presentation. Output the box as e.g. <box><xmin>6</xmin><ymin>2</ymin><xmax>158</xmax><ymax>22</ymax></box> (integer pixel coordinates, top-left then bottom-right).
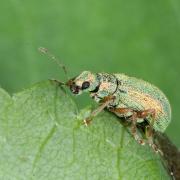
<box><xmin>0</xmin><ymin>0</ymin><xmax>179</xmax><ymax>146</ymax></box>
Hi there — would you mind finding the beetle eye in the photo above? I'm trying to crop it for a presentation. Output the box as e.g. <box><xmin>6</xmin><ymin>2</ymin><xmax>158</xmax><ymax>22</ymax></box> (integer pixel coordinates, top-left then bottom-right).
<box><xmin>82</xmin><ymin>81</ymin><xmax>90</xmax><ymax>90</ymax></box>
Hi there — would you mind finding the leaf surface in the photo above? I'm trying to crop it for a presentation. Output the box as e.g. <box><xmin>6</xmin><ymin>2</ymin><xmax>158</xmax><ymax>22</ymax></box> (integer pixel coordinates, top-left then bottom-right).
<box><xmin>0</xmin><ymin>81</ymin><xmax>169</xmax><ymax>180</ymax></box>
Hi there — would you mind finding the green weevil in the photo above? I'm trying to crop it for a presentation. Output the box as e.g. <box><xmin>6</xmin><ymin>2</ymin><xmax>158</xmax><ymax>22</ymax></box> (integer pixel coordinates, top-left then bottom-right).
<box><xmin>39</xmin><ymin>47</ymin><xmax>171</xmax><ymax>153</ymax></box>
<box><xmin>66</xmin><ymin>71</ymin><xmax>171</xmax><ymax>152</ymax></box>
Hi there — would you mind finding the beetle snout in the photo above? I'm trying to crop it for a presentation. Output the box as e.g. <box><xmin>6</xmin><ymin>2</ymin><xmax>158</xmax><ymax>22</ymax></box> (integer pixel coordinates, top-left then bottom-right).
<box><xmin>70</xmin><ymin>83</ymin><xmax>81</xmax><ymax>94</ymax></box>
<box><xmin>66</xmin><ymin>79</ymin><xmax>81</xmax><ymax>94</ymax></box>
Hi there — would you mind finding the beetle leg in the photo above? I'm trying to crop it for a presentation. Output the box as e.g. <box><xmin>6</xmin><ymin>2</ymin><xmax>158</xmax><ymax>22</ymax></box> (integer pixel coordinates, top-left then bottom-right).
<box><xmin>145</xmin><ymin>125</ymin><xmax>163</xmax><ymax>154</ymax></box>
<box><xmin>133</xmin><ymin>109</ymin><xmax>156</xmax><ymax>146</ymax></box>
<box><xmin>109</xmin><ymin>107</ymin><xmax>133</xmax><ymax>116</ymax></box>
<box><xmin>83</xmin><ymin>95</ymin><xmax>115</xmax><ymax>126</ymax></box>
<box><xmin>137</xmin><ymin>109</ymin><xmax>156</xmax><ymax>124</ymax></box>
<box><xmin>109</xmin><ymin>108</ymin><xmax>145</xmax><ymax>145</ymax></box>
<box><xmin>109</xmin><ymin>107</ymin><xmax>133</xmax><ymax>125</ymax></box>
<box><xmin>145</xmin><ymin>125</ymin><xmax>157</xmax><ymax>151</ymax></box>
<box><xmin>130</xmin><ymin>112</ymin><xmax>145</xmax><ymax>145</ymax></box>
<box><xmin>136</xmin><ymin>109</ymin><xmax>159</xmax><ymax>148</ymax></box>
<box><xmin>135</xmin><ymin>108</ymin><xmax>164</xmax><ymax>151</ymax></box>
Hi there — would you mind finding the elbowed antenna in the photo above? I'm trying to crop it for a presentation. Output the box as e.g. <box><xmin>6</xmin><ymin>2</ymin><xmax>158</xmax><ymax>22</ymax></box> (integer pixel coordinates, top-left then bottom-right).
<box><xmin>38</xmin><ymin>47</ymin><xmax>69</xmax><ymax>81</ymax></box>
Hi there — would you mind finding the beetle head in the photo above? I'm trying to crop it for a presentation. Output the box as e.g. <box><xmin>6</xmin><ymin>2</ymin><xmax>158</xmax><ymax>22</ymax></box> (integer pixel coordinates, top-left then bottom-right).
<box><xmin>66</xmin><ymin>71</ymin><xmax>99</xmax><ymax>95</ymax></box>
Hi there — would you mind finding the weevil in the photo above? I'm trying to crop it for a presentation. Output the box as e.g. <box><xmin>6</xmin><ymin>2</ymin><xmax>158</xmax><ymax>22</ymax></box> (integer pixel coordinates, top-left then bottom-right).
<box><xmin>39</xmin><ymin>47</ymin><xmax>171</xmax><ymax>153</ymax></box>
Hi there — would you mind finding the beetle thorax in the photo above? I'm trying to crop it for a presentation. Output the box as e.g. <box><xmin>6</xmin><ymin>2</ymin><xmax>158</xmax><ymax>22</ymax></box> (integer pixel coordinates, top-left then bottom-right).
<box><xmin>90</xmin><ymin>73</ymin><xmax>118</xmax><ymax>101</ymax></box>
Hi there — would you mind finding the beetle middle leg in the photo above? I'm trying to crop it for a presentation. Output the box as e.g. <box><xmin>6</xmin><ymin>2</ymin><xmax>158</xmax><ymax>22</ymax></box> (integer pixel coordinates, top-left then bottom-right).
<box><xmin>109</xmin><ymin>107</ymin><xmax>145</xmax><ymax>145</ymax></box>
<box><xmin>83</xmin><ymin>95</ymin><xmax>115</xmax><ymax>126</ymax></box>
<box><xmin>135</xmin><ymin>109</ymin><xmax>157</xmax><ymax>146</ymax></box>
<box><xmin>110</xmin><ymin>108</ymin><xmax>157</xmax><ymax>146</ymax></box>
<box><xmin>136</xmin><ymin>109</ymin><xmax>156</xmax><ymax>122</ymax></box>
<box><xmin>130</xmin><ymin>112</ymin><xmax>146</xmax><ymax>145</ymax></box>
<box><xmin>136</xmin><ymin>109</ymin><xmax>161</xmax><ymax>151</ymax></box>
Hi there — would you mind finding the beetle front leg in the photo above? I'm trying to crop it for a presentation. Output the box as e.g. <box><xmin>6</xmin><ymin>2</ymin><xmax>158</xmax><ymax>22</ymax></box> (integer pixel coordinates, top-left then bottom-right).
<box><xmin>83</xmin><ymin>95</ymin><xmax>115</xmax><ymax>126</ymax></box>
<box><xmin>134</xmin><ymin>108</ymin><xmax>156</xmax><ymax>146</ymax></box>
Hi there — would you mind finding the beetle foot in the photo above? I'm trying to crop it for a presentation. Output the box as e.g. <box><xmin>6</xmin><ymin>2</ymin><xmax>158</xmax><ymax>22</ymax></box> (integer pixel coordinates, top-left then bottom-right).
<box><xmin>133</xmin><ymin>134</ymin><xmax>146</xmax><ymax>145</ymax></box>
<box><xmin>82</xmin><ymin>118</ymin><xmax>92</xmax><ymax>126</ymax></box>
<box><xmin>150</xmin><ymin>143</ymin><xmax>163</xmax><ymax>155</ymax></box>
<box><xmin>135</xmin><ymin>137</ymin><xmax>145</xmax><ymax>146</ymax></box>
<box><xmin>138</xmin><ymin>139</ymin><xmax>146</xmax><ymax>146</ymax></box>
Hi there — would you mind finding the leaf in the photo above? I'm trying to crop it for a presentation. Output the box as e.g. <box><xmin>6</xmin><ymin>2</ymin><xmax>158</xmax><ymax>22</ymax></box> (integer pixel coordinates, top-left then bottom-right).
<box><xmin>0</xmin><ymin>81</ymin><xmax>170</xmax><ymax>180</ymax></box>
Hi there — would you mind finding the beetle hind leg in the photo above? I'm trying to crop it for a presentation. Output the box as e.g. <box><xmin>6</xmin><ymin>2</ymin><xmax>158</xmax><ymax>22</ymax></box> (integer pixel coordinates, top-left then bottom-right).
<box><xmin>145</xmin><ymin>125</ymin><xmax>163</xmax><ymax>154</ymax></box>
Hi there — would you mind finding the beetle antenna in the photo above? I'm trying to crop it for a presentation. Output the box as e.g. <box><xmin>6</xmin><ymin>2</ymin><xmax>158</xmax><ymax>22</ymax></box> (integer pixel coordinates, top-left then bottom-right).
<box><xmin>38</xmin><ymin>47</ymin><xmax>69</xmax><ymax>80</ymax></box>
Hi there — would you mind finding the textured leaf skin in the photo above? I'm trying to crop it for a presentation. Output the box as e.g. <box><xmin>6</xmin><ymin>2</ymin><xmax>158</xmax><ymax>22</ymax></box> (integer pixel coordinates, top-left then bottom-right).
<box><xmin>0</xmin><ymin>81</ymin><xmax>170</xmax><ymax>180</ymax></box>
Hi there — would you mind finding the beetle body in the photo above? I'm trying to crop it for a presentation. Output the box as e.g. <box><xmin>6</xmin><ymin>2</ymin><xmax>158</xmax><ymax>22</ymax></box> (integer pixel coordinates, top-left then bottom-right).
<box><xmin>67</xmin><ymin>71</ymin><xmax>171</xmax><ymax>133</ymax></box>
<box><xmin>38</xmin><ymin>47</ymin><xmax>171</xmax><ymax>152</ymax></box>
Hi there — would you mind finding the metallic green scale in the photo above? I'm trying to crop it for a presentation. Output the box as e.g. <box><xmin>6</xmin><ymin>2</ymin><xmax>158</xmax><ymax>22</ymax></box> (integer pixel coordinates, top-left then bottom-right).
<box><xmin>70</xmin><ymin>71</ymin><xmax>171</xmax><ymax>133</ymax></box>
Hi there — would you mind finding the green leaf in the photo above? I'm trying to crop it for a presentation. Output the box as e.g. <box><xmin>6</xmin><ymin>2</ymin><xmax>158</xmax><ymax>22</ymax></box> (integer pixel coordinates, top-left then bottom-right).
<box><xmin>0</xmin><ymin>81</ymin><xmax>169</xmax><ymax>180</ymax></box>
